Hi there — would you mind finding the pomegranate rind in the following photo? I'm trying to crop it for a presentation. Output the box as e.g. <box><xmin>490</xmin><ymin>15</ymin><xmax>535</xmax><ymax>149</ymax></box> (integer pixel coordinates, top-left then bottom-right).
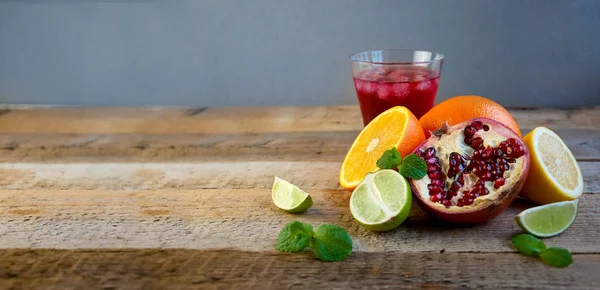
<box><xmin>409</xmin><ymin>118</ymin><xmax>530</xmax><ymax>224</ymax></box>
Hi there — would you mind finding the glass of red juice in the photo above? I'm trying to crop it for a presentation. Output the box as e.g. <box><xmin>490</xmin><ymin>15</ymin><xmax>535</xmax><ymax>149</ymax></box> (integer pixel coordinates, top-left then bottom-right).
<box><xmin>350</xmin><ymin>50</ymin><xmax>444</xmax><ymax>126</ymax></box>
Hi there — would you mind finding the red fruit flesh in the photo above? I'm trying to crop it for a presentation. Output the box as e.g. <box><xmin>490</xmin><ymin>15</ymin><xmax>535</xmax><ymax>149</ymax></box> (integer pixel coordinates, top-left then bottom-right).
<box><xmin>409</xmin><ymin>118</ymin><xmax>530</xmax><ymax>224</ymax></box>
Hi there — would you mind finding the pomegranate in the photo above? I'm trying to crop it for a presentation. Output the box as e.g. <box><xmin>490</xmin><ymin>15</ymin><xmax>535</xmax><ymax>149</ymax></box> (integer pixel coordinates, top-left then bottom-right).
<box><xmin>410</xmin><ymin>118</ymin><xmax>530</xmax><ymax>224</ymax></box>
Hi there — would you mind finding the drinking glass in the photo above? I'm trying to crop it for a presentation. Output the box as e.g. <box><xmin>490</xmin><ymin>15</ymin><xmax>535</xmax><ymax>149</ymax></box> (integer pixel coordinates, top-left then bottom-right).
<box><xmin>350</xmin><ymin>50</ymin><xmax>444</xmax><ymax>126</ymax></box>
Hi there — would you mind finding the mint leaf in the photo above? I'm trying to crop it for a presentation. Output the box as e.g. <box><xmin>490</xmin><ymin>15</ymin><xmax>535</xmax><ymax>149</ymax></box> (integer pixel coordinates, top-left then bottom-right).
<box><xmin>540</xmin><ymin>247</ymin><xmax>573</xmax><ymax>268</ymax></box>
<box><xmin>398</xmin><ymin>153</ymin><xmax>427</xmax><ymax>179</ymax></box>
<box><xmin>376</xmin><ymin>147</ymin><xmax>402</xmax><ymax>169</ymax></box>
<box><xmin>312</xmin><ymin>224</ymin><xmax>352</xmax><ymax>262</ymax></box>
<box><xmin>512</xmin><ymin>234</ymin><xmax>546</xmax><ymax>257</ymax></box>
<box><xmin>275</xmin><ymin>221</ymin><xmax>314</xmax><ymax>252</ymax></box>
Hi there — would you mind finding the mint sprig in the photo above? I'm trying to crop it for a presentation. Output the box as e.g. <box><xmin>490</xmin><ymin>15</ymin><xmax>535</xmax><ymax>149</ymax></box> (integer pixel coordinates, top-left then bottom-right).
<box><xmin>312</xmin><ymin>224</ymin><xmax>353</xmax><ymax>262</ymax></box>
<box><xmin>275</xmin><ymin>221</ymin><xmax>352</xmax><ymax>262</ymax></box>
<box><xmin>540</xmin><ymin>247</ymin><xmax>573</xmax><ymax>268</ymax></box>
<box><xmin>512</xmin><ymin>233</ymin><xmax>546</xmax><ymax>256</ymax></box>
<box><xmin>276</xmin><ymin>221</ymin><xmax>314</xmax><ymax>252</ymax></box>
<box><xmin>511</xmin><ymin>234</ymin><xmax>573</xmax><ymax>268</ymax></box>
<box><xmin>399</xmin><ymin>153</ymin><xmax>428</xmax><ymax>179</ymax></box>
<box><xmin>376</xmin><ymin>147</ymin><xmax>427</xmax><ymax>179</ymax></box>
<box><xmin>376</xmin><ymin>147</ymin><xmax>402</xmax><ymax>169</ymax></box>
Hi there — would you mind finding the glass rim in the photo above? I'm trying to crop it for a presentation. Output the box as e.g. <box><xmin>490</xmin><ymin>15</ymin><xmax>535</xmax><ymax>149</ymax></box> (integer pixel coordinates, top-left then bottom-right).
<box><xmin>349</xmin><ymin>49</ymin><xmax>444</xmax><ymax>65</ymax></box>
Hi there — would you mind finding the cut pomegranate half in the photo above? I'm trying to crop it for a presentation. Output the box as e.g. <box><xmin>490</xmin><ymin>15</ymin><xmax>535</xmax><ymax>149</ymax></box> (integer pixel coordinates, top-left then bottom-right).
<box><xmin>410</xmin><ymin>118</ymin><xmax>530</xmax><ymax>224</ymax></box>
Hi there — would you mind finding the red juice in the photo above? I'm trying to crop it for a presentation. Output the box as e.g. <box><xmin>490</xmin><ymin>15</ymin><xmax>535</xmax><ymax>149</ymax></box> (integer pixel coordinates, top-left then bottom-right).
<box><xmin>353</xmin><ymin>66</ymin><xmax>439</xmax><ymax>126</ymax></box>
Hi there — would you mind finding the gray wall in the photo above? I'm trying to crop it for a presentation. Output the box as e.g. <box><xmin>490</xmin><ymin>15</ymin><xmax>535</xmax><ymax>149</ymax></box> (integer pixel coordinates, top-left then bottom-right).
<box><xmin>1</xmin><ymin>0</ymin><xmax>599</xmax><ymax>107</ymax></box>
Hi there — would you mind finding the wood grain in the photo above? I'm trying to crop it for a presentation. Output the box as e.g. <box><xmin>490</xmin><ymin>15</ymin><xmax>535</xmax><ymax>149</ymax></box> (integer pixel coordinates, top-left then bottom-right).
<box><xmin>0</xmin><ymin>161</ymin><xmax>598</xmax><ymax>192</ymax></box>
<box><xmin>0</xmin><ymin>105</ymin><xmax>598</xmax><ymax>134</ymax></box>
<box><xmin>0</xmin><ymin>128</ymin><xmax>598</xmax><ymax>163</ymax></box>
<box><xmin>1</xmin><ymin>188</ymin><xmax>598</xmax><ymax>252</ymax></box>
<box><xmin>0</xmin><ymin>106</ymin><xmax>362</xmax><ymax>134</ymax></box>
<box><xmin>0</xmin><ymin>106</ymin><xmax>598</xmax><ymax>289</ymax></box>
<box><xmin>1</xmin><ymin>250</ymin><xmax>598</xmax><ymax>289</ymax></box>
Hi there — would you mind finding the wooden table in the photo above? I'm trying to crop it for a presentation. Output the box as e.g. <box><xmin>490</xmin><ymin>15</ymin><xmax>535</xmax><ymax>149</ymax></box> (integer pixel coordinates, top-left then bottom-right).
<box><xmin>0</xmin><ymin>105</ymin><xmax>598</xmax><ymax>289</ymax></box>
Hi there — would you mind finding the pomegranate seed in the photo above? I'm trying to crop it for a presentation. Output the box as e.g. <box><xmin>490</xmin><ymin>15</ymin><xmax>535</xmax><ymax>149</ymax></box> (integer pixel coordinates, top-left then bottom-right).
<box><xmin>431</xmin><ymin>179</ymin><xmax>445</xmax><ymax>187</ymax></box>
<box><xmin>430</xmin><ymin>195</ymin><xmax>440</xmax><ymax>202</ymax></box>
<box><xmin>485</xmin><ymin>163</ymin><xmax>493</xmax><ymax>172</ymax></box>
<box><xmin>483</xmin><ymin>124</ymin><xmax>490</xmax><ymax>131</ymax></box>
<box><xmin>457</xmin><ymin>175</ymin><xmax>465</xmax><ymax>185</ymax></box>
<box><xmin>465</xmin><ymin>198</ymin><xmax>475</xmax><ymax>205</ymax></box>
<box><xmin>491</xmin><ymin>161</ymin><xmax>499</xmax><ymax>170</ymax></box>
<box><xmin>428</xmin><ymin>186</ymin><xmax>443</xmax><ymax>196</ymax></box>
<box><xmin>425</xmin><ymin>148</ymin><xmax>436</xmax><ymax>158</ymax></box>
<box><xmin>473</xmin><ymin>148</ymin><xmax>485</xmax><ymax>159</ymax></box>
<box><xmin>464</xmin><ymin>137</ymin><xmax>472</xmax><ymax>145</ymax></box>
<box><xmin>498</xmin><ymin>162</ymin><xmax>505</xmax><ymax>169</ymax></box>
<box><xmin>494</xmin><ymin>178</ymin><xmax>505</xmax><ymax>189</ymax></box>
<box><xmin>495</xmin><ymin>148</ymin><xmax>504</xmax><ymax>157</ymax></box>
<box><xmin>470</xmin><ymin>137</ymin><xmax>484</xmax><ymax>149</ymax></box>
<box><xmin>452</xmin><ymin>153</ymin><xmax>463</xmax><ymax>161</ymax></box>
<box><xmin>503</xmin><ymin>164</ymin><xmax>510</xmax><ymax>171</ymax></box>
<box><xmin>464</xmin><ymin>126</ymin><xmax>477</xmax><ymax>137</ymax></box>
<box><xmin>428</xmin><ymin>172</ymin><xmax>441</xmax><ymax>179</ymax></box>
<box><xmin>481</xmin><ymin>146</ymin><xmax>494</xmax><ymax>159</ymax></box>
<box><xmin>426</xmin><ymin>158</ymin><xmax>439</xmax><ymax>165</ymax></box>
<box><xmin>471</xmin><ymin>121</ymin><xmax>483</xmax><ymax>130</ymax></box>
<box><xmin>442</xmin><ymin>200</ymin><xmax>452</xmax><ymax>207</ymax></box>
<box><xmin>506</xmin><ymin>145</ymin><xmax>525</xmax><ymax>158</ymax></box>
<box><xmin>456</xmin><ymin>200</ymin><xmax>464</xmax><ymax>207</ymax></box>
<box><xmin>428</xmin><ymin>165</ymin><xmax>441</xmax><ymax>172</ymax></box>
<box><xmin>481</xmin><ymin>172</ymin><xmax>492</xmax><ymax>181</ymax></box>
<box><xmin>507</xmin><ymin>158</ymin><xmax>516</xmax><ymax>163</ymax></box>
<box><xmin>506</xmin><ymin>138</ymin><xmax>517</xmax><ymax>145</ymax></box>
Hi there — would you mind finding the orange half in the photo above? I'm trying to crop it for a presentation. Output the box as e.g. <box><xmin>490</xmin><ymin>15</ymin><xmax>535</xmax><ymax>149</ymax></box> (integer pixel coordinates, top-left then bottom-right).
<box><xmin>339</xmin><ymin>106</ymin><xmax>425</xmax><ymax>191</ymax></box>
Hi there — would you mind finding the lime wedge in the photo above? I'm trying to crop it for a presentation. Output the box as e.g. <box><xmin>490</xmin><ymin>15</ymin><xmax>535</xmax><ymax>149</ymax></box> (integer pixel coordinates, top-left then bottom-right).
<box><xmin>272</xmin><ymin>176</ymin><xmax>313</xmax><ymax>213</ymax></box>
<box><xmin>349</xmin><ymin>169</ymin><xmax>412</xmax><ymax>231</ymax></box>
<box><xmin>516</xmin><ymin>200</ymin><xmax>579</xmax><ymax>238</ymax></box>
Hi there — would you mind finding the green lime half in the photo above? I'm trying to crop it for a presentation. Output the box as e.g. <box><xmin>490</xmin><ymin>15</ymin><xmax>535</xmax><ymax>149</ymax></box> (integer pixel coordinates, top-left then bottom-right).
<box><xmin>516</xmin><ymin>200</ymin><xmax>579</xmax><ymax>238</ymax></box>
<box><xmin>349</xmin><ymin>169</ymin><xmax>412</xmax><ymax>232</ymax></box>
<box><xmin>272</xmin><ymin>176</ymin><xmax>313</xmax><ymax>213</ymax></box>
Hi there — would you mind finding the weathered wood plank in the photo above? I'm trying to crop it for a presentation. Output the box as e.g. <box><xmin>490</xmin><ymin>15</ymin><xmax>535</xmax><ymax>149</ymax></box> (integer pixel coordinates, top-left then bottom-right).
<box><xmin>0</xmin><ymin>106</ymin><xmax>362</xmax><ymax>134</ymax></box>
<box><xmin>0</xmin><ymin>250</ymin><xmax>598</xmax><ymax>289</ymax></box>
<box><xmin>0</xmin><ymin>161</ymin><xmax>597</xmax><ymax>192</ymax></box>
<box><xmin>0</xmin><ymin>106</ymin><xmax>598</xmax><ymax>134</ymax></box>
<box><xmin>0</xmin><ymin>188</ymin><xmax>598</xmax><ymax>252</ymax></box>
<box><xmin>0</xmin><ymin>128</ymin><xmax>598</xmax><ymax>163</ymax></box>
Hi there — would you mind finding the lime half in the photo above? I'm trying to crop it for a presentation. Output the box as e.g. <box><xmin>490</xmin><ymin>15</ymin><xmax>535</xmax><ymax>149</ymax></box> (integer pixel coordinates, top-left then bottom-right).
<box><xmin>516</xmin><ymin>200</ymin><xmax>579</xmax><ymax>238</ymax></box>
<box><xmin>349</xmin><ymin>169</ymin><xmax>412</xmax><ymax>231</ymax></box>
<box><xmin>272</xmin><ymin>176</ymin><xmax>313</xmax><ymax>213</ymax></box>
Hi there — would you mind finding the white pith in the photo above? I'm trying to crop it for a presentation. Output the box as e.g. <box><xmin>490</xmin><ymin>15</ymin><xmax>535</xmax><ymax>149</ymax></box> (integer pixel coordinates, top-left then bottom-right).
<box><xmin>366</xmin><ymin>138</ymin><xmax>379</xmax><ymax>153</ymax></box>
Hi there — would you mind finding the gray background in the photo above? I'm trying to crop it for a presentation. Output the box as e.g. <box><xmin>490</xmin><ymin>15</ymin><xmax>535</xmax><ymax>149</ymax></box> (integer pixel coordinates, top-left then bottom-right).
<box><xmin>0</xmin><ymin>0</ymin><xmax>599</xmax><ymax>107</ymax></box>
